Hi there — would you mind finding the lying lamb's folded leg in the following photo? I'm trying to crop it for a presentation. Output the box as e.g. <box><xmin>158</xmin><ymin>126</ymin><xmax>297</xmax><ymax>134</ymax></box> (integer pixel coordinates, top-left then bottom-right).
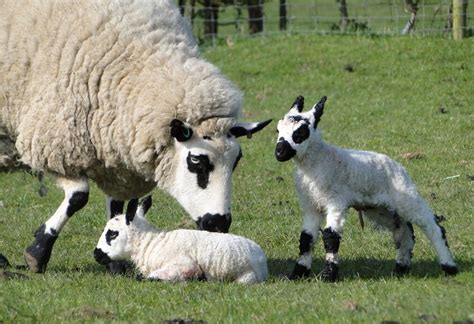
<box><xmin>147</xmin><ymin>258</ymin><xmax>202</xmax><ymax>282</ymax></box>
<box><xmin>24</xmin><ymin>176</ymin><xmax>89</xmax><ymax>273</ymax></box>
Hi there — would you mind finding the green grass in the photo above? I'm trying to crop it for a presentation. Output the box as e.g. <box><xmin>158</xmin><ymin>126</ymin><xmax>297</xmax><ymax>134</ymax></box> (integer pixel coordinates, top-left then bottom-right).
<box><xmin>1</xmin><ymin>35</ymin><xmax>473</xmax><ymax>322</ymax></box>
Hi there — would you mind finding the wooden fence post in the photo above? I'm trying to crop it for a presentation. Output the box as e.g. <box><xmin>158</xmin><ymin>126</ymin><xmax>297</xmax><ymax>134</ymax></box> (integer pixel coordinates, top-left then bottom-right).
<box><xmin>452</xmin><ymin>0</ymin><xmax>467</xmax><ymax>40</ymax></box>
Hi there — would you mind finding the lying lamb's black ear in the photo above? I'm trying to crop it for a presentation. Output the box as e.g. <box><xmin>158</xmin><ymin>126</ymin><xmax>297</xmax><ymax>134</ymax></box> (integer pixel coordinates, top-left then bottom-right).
<box><xmin>125</xmin><ymin>199</ymin><xmax>139</xmax><ymax>225</ymax></box>
<box><xmin>139</xmin><ymin>195</ymin><xmax>152</xmax><ymax>215</ymax></box>
<box><xmin>312</xmin><ymin>96</ymin><xmax>327</xmax><ymax>129</ymax></box>
<box><xmin>291</xmin><ymin>95</ymin><xmax>305</xmax><ymax>113</ymax></box>
<box><xmin>170</xmin><ymin>119</ymin><xmax>193</xmax><ymax>142</ymax></box>
<box><xmin>229</xmin><ymin>119</ymin><xmax>272</xmax><ymax>139</ymax></box>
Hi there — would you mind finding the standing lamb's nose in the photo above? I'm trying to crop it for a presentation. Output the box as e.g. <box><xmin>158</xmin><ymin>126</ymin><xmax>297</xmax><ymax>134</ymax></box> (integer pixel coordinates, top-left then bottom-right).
<box><xmin>196</xmin><ymin>213</ymin><xmax>232</xmax><ymax>233</ymax></box>
<box><xmin>275</xmin><ymin>140</ymin><xmax>296</xmax><ymax>162</ymax></box>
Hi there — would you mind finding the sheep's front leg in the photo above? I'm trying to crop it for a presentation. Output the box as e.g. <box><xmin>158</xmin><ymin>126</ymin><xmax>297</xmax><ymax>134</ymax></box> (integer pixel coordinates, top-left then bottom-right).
<box><xmin>147</xmin><ymin>258</ymin><xmax>203</xmax><ymax>282</ymax></box>
<box><xmin>321</xmin><ymin>206</ymin><xmax>346</xmax><ymax>282</ymax></box>
<box><xmin>289</xmin><ymin>209</ymin><xmax>323</xmax><ymax>280</ymax></box>
<box><xmin>24</xmin><ymin>177</ymin><xmax>89</xmax><ymax>273</ymax></box>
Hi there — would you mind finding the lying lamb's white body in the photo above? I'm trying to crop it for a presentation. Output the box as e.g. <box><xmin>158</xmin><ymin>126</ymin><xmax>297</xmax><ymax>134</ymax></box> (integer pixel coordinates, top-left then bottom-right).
<box><xmin>275</xmin><ymin>96</ymin><xmax>458</xmax><ymax>281</ymax></box>
<box><xmin>94</xmin><ymin>199</ymin><xmax>268</xmax><ymax>284</ymax></box>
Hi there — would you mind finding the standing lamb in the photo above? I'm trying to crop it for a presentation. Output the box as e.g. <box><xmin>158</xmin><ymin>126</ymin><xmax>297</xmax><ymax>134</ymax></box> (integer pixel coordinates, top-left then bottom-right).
<box><xmin>0</xmin><ymin>0</ymin><xmax>271</xmax><ymax>273</ymax></box>
<box><xmin>275</xmin><ymin>95</ymin><xmax>458</xmax><ymax>281</ymax></box>
<box><xmin>94</xmin><ymin>197</ymin><xmax>268</xmax><ymax>284</ymax></box>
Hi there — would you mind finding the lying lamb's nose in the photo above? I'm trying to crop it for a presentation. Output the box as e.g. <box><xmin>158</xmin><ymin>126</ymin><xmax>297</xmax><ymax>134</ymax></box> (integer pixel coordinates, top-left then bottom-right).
<box><xmin>196</xmin><ymin>213</ymin><xmax>232</xmax><ymax>233</ymax></box>
<box><xmin>275</xmin><ymin>140</ymin><xmax>296</xmax><ymax>162</ymax></box>
<box><xmin>94</xmin><ymin>248</ymin><xmax>112</xmax><ymax>265</ymax></box>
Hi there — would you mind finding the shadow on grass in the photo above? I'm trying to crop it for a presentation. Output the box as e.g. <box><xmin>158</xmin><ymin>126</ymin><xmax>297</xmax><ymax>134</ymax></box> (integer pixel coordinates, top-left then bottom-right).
<box><xmin>268</xmin><ymin>257</ymin><xmax>473</xmax><ymax>281</ymax></box>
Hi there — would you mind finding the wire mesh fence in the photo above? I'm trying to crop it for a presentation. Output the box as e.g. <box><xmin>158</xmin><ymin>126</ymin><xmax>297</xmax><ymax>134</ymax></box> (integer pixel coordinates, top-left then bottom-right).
<box><xmin>178</xmin><ymin>0</ymin><xmax>473</xmax><ymax>41</ymax></box>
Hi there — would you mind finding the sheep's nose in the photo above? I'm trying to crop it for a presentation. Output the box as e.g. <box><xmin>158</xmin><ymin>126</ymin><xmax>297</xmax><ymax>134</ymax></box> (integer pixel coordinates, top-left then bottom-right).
<box><xmin>275</xmin><ymin>140</ymin><xmax>296</xmax><ymax>162</ymax></box>
<box><xmin>196</xmin><ymin>213</ymin><xmax>232</xmax><ymax>233</ymax></box>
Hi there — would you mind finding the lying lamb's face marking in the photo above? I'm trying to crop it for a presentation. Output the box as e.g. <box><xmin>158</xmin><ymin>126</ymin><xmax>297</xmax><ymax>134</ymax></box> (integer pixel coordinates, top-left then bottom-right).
<box><xmin>94</xmin><ymin>216</ymin><xmax>129</xmax><ymax>264</ymax></box>
<box><xmin>169</xmin><ymin>119</ymin><xmax>271</xmax><ymax>233</ymax></box>
<box><xmin>275</xmin><ymin>95</ymin><xmax>327</xmax><ymax>162</ymax></box>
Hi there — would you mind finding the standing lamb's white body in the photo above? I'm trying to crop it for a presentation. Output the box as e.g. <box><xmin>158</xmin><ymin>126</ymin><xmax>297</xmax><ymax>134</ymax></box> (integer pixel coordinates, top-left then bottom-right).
<box><xmin>275</xmin><ymin>96</ymin><xmax>458</xmax><ymax>281</ymax></box>
<box><xmin>0</xmin><ymin>0</ymin><xmax>271</xmax><ymax>272</ymax></box>
<box><xmin>94</xmin><ymin>198</ymin><xmax>268</xmax><ymax>284</ymax></box>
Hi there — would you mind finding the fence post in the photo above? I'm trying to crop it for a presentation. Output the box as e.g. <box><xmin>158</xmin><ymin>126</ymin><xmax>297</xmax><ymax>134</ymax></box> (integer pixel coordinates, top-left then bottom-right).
<box><xmin>452</xmin><ymin>0</ymin><xmax>467</xmax><ymax>40</ymax></box>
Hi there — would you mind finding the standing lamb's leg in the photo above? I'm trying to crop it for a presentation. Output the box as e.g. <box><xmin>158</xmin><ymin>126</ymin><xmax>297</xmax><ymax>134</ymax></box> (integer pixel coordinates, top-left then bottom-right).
<box><xmin>399</xmin><ymin>200</ymin><xmax>458</xmax><ymax>276</ymax></box>
<box><xmin>105</xmin><ymin>196</ymin><xmax>130</xmax><ymax>275</ymax></box>
<box><xmin>24</xmin><ymin>177</ymin><xmax>89</xmax><ymax>273</ymax></box>
<box><xmin>393</xmin><ymin>221</ymin><xmax>415</xmax><ymax>275</ymax></box>
<box><xmin>289</xmin><ymin>210</ymin><xmax>322</xmax><ymax>279</ymax></box>
<box><xmin>321</xmin><ymin>206</ymin><xmax>346</xmax><ymax>282</ymax></box>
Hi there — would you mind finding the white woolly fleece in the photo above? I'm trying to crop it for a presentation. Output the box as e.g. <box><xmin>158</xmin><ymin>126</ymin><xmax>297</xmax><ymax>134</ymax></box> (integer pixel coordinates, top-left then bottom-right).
<box><xmin>0</xmin><ymin>0</ymin><xmax>242</xmax><ymax>199</ymax></box>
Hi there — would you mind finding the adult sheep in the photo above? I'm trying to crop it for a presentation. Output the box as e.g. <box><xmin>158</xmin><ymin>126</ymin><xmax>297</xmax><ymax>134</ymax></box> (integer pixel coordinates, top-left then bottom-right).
<box><xmin>0</xmin><ymin>0</ymin><xmax>271</xmax><ymax>273</ymax></box>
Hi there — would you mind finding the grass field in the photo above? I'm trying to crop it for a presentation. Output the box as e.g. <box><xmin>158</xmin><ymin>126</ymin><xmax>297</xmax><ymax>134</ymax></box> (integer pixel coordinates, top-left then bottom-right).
<box><xmin>0</xmin><ymin>35</ymin><xmax>473</xmax><ymax>322</ymax></box>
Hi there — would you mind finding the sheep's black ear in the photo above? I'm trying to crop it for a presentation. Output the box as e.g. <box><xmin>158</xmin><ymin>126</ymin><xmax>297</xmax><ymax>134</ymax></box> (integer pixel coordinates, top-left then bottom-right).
<box><xmin>125</xmin><ymin>199</ymin><xmax>139</xmax><ymax>225</ymax></box>
<box><xmin>291</xmin><ymin>95</ymin><xmax>304</xmax><ymax>113</ymax></box>
<box><xmin>170</xmin><ymin>119</ymin><xmax>193</xmax><ymax>142</ymax></box>
<box><xmin>139</xmin><ymin>195</ymin><xmax>152</xmax><ymax>215</ymax></box>
<box><xmin>229</xmin><ymin>119</ymin><xmax>272</xmax><ymax>139</ymax></box>
<box><xmin>312</xmin><ymin>96</ymin><xmax>327</xmax><ymax>129</ymax></box>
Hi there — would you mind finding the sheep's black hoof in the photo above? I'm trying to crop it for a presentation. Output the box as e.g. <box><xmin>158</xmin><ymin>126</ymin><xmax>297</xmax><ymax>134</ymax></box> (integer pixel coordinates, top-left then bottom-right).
<box><xmin>441</xmin><ymin>264</ymin><xmax>458</xmax><ymax>276</ymax></box>
<box><xmin>288</xmin><ymin>263</ymin><xmax>311</xmax><ymax>280</ymax></box>
<box><xmin>106</xmin><ymin>260</ymin><xmax>132</xmax><ymax>275</ymax></box>
<box><xmin>136</xmin><ymin>272</ymin><xmax>145</xmax><ymax>281</ymax></box>
<box><xmin>24</xmin><ymin>224</ymin><xmax>58</xmax><ymax>273</ymax></box>
<box><xmin>394</xmin><ymin>263</ymin><xmax>410</xmax><ymax>276</ymax></box>
<box><xmin>0</xmin><ymin>254</ymin><xmax>10</xmax><ymax>269</ymax></box>
<box><xmin>320</xmin><ymin>262</ymin><xmax>339</xmax><ymax>282</ymax></box>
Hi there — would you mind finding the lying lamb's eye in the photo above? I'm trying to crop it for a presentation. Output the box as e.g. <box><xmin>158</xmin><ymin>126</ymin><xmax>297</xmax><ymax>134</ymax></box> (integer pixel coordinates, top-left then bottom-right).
<box><xmin>105</xmin><ymin>230</ymin><xmax>119</xmax><ymax>245</ymax></box>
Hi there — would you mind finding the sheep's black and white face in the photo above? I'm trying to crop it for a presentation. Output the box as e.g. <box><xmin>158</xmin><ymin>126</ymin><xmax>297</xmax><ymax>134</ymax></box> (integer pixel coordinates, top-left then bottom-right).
<box><xmin>168</xmin><ymin>119</ymin><xmax>271</xmax><ymax>233</ymax></box>
<box><xmin>275</xmin><ymin>95</ymin><xmax>327</xmax><ymax>162</ymax></box>
<box><xmin>94</xmin><ymin>215</ymin><xmax>129</xmax><ymax>265</ymax></box>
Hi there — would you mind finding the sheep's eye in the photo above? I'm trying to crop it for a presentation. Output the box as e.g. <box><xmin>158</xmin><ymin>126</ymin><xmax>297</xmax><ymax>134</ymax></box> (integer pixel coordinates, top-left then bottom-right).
<box><xmin>190</xmin><ymin>156</ymin><xmax>200</xmax><ymax>164</ymax></box>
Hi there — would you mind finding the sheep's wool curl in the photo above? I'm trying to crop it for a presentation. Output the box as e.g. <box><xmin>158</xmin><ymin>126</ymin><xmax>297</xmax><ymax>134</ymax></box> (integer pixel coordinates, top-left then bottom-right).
<box><xmin>0</xmin><ymin>0</ymin><xmax>242</xmax><ymax>199</ymax></box>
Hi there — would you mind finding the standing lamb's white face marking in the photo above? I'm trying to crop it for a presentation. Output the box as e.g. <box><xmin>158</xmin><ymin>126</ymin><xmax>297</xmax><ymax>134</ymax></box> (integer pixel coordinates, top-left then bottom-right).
<box><xmin>275</xmin><ymin>96</ymin><xmax>326</xmax><ymax>162</ymax></box>
<box><xmin>168</xmin><ymin>119</ymin><xmax>271</xmax><ymax>233</ymax></box>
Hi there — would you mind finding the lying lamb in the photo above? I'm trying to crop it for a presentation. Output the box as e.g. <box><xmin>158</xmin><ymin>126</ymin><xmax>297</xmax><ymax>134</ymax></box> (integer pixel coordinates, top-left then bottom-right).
<box><xmin>275</xmin><ymin>95</ymin><xmax>458</xmax><ymax>281</ymax></box>
<box><xmin>94</xmin><ymin>197</ymin><xmax>268</xmax><ymax>284</ymax></box>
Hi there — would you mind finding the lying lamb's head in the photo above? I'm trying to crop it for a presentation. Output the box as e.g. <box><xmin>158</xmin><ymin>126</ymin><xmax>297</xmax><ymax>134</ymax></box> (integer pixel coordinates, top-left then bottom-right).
<box><xmin>94</xmin><ymin>198</ymin><xmax>151</xmax><ymax>265</ymax></box>
<box><xmin>168</xmin><ymin>118</ymin><xmax>272</xmax><ymax>233</ymax></box>
<box><xmin>275</xmin><ymin>95</ymin><xmax>327</xmax><ymax>162</ymax></box>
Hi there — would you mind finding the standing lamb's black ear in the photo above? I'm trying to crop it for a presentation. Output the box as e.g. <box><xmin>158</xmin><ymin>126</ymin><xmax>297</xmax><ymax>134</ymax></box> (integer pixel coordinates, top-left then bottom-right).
<box><xmin>125</xmin><ymin>199</ymin><xmax>139</xmax><ymax>225</ymax></box>
<box><xmin>170</xmin><ymin>119</ymin><xmax>193</xmax><ymax>142</ymax></box>
<box><xmin>229</xmin><ymin>119</ymin><xmax>272</xmax><ymax>139</ymax></box>
<box><xmin>291</xmin><ymin>95</ymin><xmax>305</xmax><ymax>113</ymax></box>
<box><xmin>312</xmin><ymin>96</ymin><xmax>327</xmax><ymax>129</ymax></box>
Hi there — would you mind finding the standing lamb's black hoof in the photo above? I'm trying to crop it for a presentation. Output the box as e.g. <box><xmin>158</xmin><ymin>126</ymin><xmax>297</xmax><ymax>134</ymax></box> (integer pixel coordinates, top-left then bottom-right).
<box><xmin>394</xmin><ymin>263</ymin><xmax>410</xmax><ymax>276</ymax></box>
<box><xmin>441</xmin><ymin>264</ymin><xmax>459</xmax><ymax>276</ymax></box>
<box><xmin>107</xmin><ymin>260</ymin><xmax>133</xmax><ymax>275</ymax></box>
<box><xmin>24</xmin><ymin>224</ymin><xmax>58</xmax><ymax>273</ymax></box>
<box><xmin>288</xmin><ymin>263</ymin><xmax>311</xmax><ymax>280</ymax></box>
<box><xmin>320</xmin><ymin>262</ymin><xmax>339</xmax><ymax>282</ymax></box>
<box><xmin>0</xmin><ymin>254</ymin><xmax>10</xmax><ymax>269</ymax></box>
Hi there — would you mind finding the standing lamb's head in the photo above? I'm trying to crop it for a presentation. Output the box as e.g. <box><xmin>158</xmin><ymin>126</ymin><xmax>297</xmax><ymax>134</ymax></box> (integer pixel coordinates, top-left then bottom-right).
<box><xmin>275</xmin><ymin>95</ymin><xmax>327</xmax><ymax>162</ymax></box>
<box><xmin>94</xmin><ymin>198</ymin><xmax>151</xmax><ymax>265</ymax></box>
<box><xmin>167</xmin><ymin>118</ymin><xmax>272</xmax><ymax>233</ymax></box>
